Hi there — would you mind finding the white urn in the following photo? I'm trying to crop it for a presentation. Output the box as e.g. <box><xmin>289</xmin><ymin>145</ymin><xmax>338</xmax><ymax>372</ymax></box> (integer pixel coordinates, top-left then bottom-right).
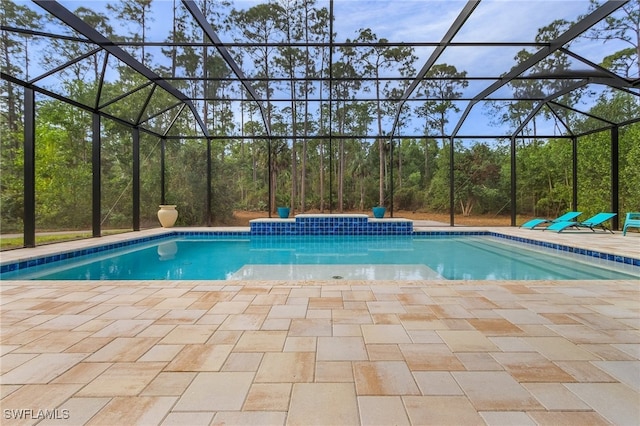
<box><xmin>158</xmin><ymin>205</ymin><xmax>178</xmax><ymax>228</ymax></box>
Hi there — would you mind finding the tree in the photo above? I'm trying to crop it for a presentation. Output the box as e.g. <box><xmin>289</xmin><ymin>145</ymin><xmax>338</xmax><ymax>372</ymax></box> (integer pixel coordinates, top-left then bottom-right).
<box><xmin>415</xmin><ymin>64</ymin><xmax>468</xmax><ymax>195</ymax></box>
<box><xmin>329</xmin><ymin>57</ymin><xmax>361</xmax><ymax>211</ymax></box>
<box><xmin>587</xmin><ymin>0</ymin><xmax>640</xmax><ymax>78</ymax></box>
<box><xmin>297</xmin><ymin>0</ymin><xmax>329</xmax><ymax>212</ymax></box>
<box><xmin>455</xmin><ymin>143</ymin><xmax>506</xmax><ymax>216</ymax></box>
<box><xmin>355</xmin><ymin>29</ymin><xmax>416</xmax><ymax>207</ymax></box>
<box><xmin>106</xmin><ymin>0</ymin><xmax>154</xmax><ymax>66</ymax></box>
<box><xmin>230</xmin><ymin>3</ymin><xmax>285</xmax><ymax>213</ymax></box>
<box><xmin>274</xmin><ymin>0</ymin><xmax>306</xmax><ymax>214</ymax></box>
<box><xmin>0</xmin><ymin>2</ymin><xmax>43</xmax><ymax>232</ymax></box>
<box><xmin>489</xmin><ymin>19</ymin><xmax>581</xmax><ymax>136</ymax></box>
<box><xmin>575</xmin><ymin>91</ymin><xmax>640</xmax><ymax>217</ymax></box>
<box><xmin>80</xmin><ymin>8</ymin><xmax>115</xmax><ymax>77</ymax></box>
<box><xmin>1</xmin><ymin>2</ymin><xmax>42</xmax><ymax>136</ymax></box>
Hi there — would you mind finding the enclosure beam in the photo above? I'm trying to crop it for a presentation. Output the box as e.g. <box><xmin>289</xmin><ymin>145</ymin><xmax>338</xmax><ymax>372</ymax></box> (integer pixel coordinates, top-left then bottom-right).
<box><xmin>95</xmin><ymin>52</ymin><xmax>109</xmax><ymax>110</ymax></box>
<box><xmin>2</xmin><ymin>72</ymin><xmax>168</xmax><ymax>140</ymax></box>
<box><xmin>511</xmin><ymin>136</ymin><xmax>517</xmax><ymax>227</ymax></box>
<box><xmin>56</xmin><ymin>39</ymin><xmax>553</xmax><ymax>48</ymax></box>
<box><xmin>29</xmin><ymin>48</ymin><xmax>101</xmax><ymax>84</ymax></box>
<box><xmin>33</xmin><ymin>0</ymin><xmax>210</xmax><ymax>139</ymax></box>
<box><xmin>512</xmin><ymin>80</ymin><xmax>588</xmax><ymax>137</ymax></box>
<box><xmin>98</xmin><ymin>81</ymin><xmax>154</xmax><ymax>110</ymax></box>
<box><xmin>549</xmin><ymin>100</ymin><xmax>617</xmax><ymax>127</ymax></box>
<box><xmin>327</xmin><ymin>0</ymin><xmax>334</xmax><ymax>214</ymax></box>
<box><xmin>92</xmin><ymin>114</ymin><xmax>101</xmax><ymax>238</ymax></box>
<box><xmin>389</xmin><ymin>0</ymin><xmax>479</xmax><ymax>141</ymax></box>
<box><xmin>572</xmin><ymin>136</ymin><xmax>578</xmax><ymax>213</ymax></box>
<box><xmin>389</xmin><ymin>139</ymin><xmax>394</xmax><ymax>218</ymax></box>
<box><xmin>207</xmin><ymin>138</ymin><xmax>212</xmax><ymax>227</ymax></box>
<box><xmin>268</xmin><ymin>137</ymin><xmax>273</xmax><ymax>217</ymax></box>
<box><xmin>135</xmin><ymin>85</ymin><xmax>157</xmax><ymax>126</ymax></box>
<box><xmin>163</xmin><ymin>134</ymin><xmax>576</xmax><ymax>141</ymax></box>
<box><xmin>561</xmin><ymin>48</ymin><xmax>632</xmax><ymax>90</ymax></box>
<box><xmin>546</xmin><ymin>105</ymin><xmax>574</xmax><ymax>136</ymax></box>
<box><xmin>449</xmin><ymin>137</ymin><xmax>455</xmax><ymax>227</ymax></box>
<box><xmin>132</xmin><ymin>127</ymin><xmax>140</xmax><ymax>231</ymax></box>
<box><xmin>450</xmin><ymin>0</ymin><xmax>626</xmax><ymax>139</ymax></box>
<box><xmin>160</xmin><ymin>138</ymin><xmax>166</xmax><ymax>205</ymax></box>
<box><xmin>182</xmin><ymin>0</ymin><xmax>270</xmax><ymax>137</ymax></box>
<box><xmin>23</xmin><ymin>88</ymin><xmax>36</xmax><ymax>248</ymax></box>
<box><xmin>611</xmin><ymin>126</ymin><xmax>619</xmax><ymax>230</ymax></box>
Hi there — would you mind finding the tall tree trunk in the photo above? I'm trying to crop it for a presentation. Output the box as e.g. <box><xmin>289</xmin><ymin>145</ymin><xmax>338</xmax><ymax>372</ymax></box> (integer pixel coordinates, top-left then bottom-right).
<box><xmin>424</xmin><ymin>139</ymin><xmax>429</xmax><ymax>188</ymax></box>
<box><xmin>1</xmin><ymin>33</ymin><xmax>17</xmax><ymax>138</ymax></box>
<box><xmin>202</xmin><ymin>13</ymin><xmax>209</xmax><ymax>132</ymax></box>
<box><xmin>359</xmin><ymin>173</ymin><xmax>365</xmax><ymax>211</ymax></box>
<box><xmin>141</xmin><ymin>8</ymin><xmax>146</xmax><ymax>65</ymax></box>
<box><xmin>170</xmin><ymin>0</ymin><xmax>177</xmax><ymax>78</ymax></box>
<box><xmin>398</xmin><ymin>140</ymin><xmax>403</xmax><ymax>188</ymax></box>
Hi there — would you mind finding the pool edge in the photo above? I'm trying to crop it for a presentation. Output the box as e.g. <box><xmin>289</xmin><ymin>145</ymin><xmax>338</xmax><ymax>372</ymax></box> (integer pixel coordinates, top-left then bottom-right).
<box><xmin>2</xmin><ymin>228</ymin><xmax>639</xmax><ymax>276</ymax></box>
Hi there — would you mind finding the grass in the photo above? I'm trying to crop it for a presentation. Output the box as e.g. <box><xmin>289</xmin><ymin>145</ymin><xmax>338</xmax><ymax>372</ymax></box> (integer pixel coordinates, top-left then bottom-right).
<box><xmin>0</xmin><ymin>230</ymin><xmax>130</xmax><ymax>251</ymax></box>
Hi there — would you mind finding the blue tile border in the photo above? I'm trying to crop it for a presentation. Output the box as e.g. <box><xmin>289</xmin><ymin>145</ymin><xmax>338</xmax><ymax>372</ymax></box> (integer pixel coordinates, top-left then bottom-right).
<box><xmin>1</xmin><ymin>229</ymin><xmax>638</xmax><ymax>276</ymax></box>
<box><xmin>0</xmin><ymin>231</ymin><xmax>250</xmax><ymax>274</ymax></box>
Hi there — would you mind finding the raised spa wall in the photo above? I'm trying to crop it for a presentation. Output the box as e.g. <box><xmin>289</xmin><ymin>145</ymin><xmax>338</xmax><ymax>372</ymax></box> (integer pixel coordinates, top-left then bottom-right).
<box><xmin>249</xmin><ymin>214</ymin><xmax>413</xmax><ymax>235</ymax></box>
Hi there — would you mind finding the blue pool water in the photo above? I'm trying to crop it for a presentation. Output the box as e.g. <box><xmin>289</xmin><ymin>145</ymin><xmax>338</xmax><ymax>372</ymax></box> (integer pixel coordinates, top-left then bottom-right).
<box><xmin>2</xmin><ymin>235</ymin><xmax>638</xmax><ymax>280</ymax></box>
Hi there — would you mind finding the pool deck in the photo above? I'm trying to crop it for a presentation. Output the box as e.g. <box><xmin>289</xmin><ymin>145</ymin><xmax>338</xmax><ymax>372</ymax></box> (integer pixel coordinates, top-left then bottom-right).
<box><xmin>1</xmin><ymin>227</ymin><xmax>639</xmax><ymax>425</ymax></box>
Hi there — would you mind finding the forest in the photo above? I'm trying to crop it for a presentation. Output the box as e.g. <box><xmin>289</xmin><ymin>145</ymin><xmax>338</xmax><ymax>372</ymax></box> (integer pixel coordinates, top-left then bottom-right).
<box><xmin>1</xmin><ymin>0</ymin><xmax>639</xmax><ymax>237</ymax></box>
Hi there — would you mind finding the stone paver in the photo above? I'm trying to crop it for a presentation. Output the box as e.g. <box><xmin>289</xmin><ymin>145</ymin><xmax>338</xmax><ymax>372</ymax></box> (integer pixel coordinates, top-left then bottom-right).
<box><xmin>0</xmin><ymin>227</ymin><xmax>638</xmax><ymax>424</ymax></box>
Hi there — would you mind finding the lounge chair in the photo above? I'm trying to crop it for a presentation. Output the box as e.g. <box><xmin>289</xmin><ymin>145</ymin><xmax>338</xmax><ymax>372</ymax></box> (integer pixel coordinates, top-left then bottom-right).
<box><xmin>545</xmin><ymin>212</ymin><xmax>617</xmax><ymax>233</ymax></box>
<box><xmin>622</xmin><ymin>212</ymin><xmax>640</xmax><ymax>236</ymax></box>
<box><xmin>519</xmin><ymin>211</ymin><xmax>582</xmax><ymax>229</ymax></box>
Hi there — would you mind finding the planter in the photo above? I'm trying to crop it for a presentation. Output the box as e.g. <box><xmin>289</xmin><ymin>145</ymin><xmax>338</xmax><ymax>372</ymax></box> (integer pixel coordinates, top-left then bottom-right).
<box><xmin>372</xmin><ymin>206</ymin><xmax>386</xmax><ymax>219</ymax></box>
<box><xmin>158</xmin><ymin>205</ymin><xmax>178</xmax><ymax>228</ymax></box>
<box><xmin>277</xmin><ymin>207</ymin><xmax>290</xmax><ymax>218</ymax></box>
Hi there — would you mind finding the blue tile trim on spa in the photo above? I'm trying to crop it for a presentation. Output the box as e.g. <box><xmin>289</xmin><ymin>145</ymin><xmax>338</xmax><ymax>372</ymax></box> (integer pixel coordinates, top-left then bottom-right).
<box><xmin>1</xmin><ymin>229</ymin><xmax>639</xmax><ymax>275</ymax></box>
<box><xmin>249</xmin><ymin>215</ymin><xmax>413</xmax><ymax>236</ymax></box>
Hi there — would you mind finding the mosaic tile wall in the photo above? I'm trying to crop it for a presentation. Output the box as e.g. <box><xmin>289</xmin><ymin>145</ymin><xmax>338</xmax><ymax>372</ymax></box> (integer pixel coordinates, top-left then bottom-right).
<box><xmin>250</xmin><ymin>216</ymin><xmax>413</xmax><ymax>236</ymax></box>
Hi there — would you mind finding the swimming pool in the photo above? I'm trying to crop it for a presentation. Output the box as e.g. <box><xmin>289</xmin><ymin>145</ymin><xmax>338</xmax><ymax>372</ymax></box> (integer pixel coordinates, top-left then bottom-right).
<box><xmin>2</xmin><ymin>234</ymin><xmax>638</xmax><ymax>281</ymax></box>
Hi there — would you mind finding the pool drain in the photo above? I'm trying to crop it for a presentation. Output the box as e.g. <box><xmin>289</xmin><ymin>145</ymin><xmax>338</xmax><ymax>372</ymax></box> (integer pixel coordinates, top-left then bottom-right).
<box><xmin>332</xmin><ymin>275</ymin><xmax>343</xmax><ymax>279</ymax></box>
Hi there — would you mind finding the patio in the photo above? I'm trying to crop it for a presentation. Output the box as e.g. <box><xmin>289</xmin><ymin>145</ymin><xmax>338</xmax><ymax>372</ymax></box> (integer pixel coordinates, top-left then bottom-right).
<box><xmin>1</xmin><ymin>228</ymin><xmax>638</xmax><ymax>425</ymax></box>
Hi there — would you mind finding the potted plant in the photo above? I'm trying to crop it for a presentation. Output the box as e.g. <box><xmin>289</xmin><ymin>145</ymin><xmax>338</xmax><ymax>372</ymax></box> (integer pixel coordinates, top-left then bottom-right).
<box><xmin>372</xmin><ymin>206</ymin><xmax>386</xmax><ymax>218</ymax></box>
<box><xmin>277</xmin><ymin>206</ymin><xmax>290</xmax><ymax>218</ymax></box>
<box><xmin>276</xmin><ymin>195</ymin><xmax>291</xmax><ymax>218</ymax></box>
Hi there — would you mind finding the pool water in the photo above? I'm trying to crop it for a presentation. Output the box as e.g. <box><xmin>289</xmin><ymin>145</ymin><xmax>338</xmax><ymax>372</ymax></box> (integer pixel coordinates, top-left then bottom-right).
<box><xmin>3</xmin><ymin>235</ymin><xmax>638</xmax><ymax>280</ymax></box>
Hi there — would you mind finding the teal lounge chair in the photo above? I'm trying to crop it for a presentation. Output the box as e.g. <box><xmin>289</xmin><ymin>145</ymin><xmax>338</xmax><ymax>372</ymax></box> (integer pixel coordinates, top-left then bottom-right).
<box><xmin>545</xmin><ymin>212</ymin><xmax>617</xmax><ymax>233</ymax></box>
<box><xmin>623</xmin><ymin>212</ymin><xmax>640</xmax><ymax>236</ymax></box>
<box><xmin>519</xmin><ymin>211</ymin><xmax>582</xmax><ymax>229</ymax></box>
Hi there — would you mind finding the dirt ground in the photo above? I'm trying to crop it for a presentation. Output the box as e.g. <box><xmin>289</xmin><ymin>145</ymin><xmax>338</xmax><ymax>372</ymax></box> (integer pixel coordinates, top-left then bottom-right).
<box><xmin>224</xmin><ymin>210</ymin><xmax>514</xmax><ymax>227</ymax></box>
